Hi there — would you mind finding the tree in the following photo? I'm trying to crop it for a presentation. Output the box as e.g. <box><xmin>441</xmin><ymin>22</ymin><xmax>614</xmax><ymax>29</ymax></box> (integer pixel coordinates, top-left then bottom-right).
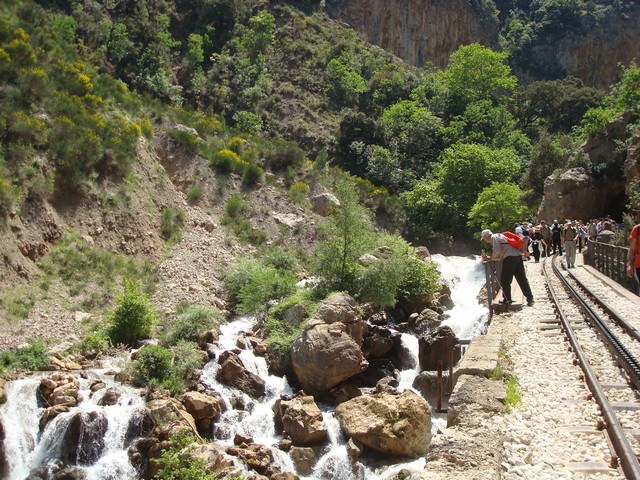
<box><xmin>312</xmin><ymin>179</ymin><xmax>374</xmax><ymax>292</ymax></box>
<box><xmin>380</xmin><ymin>100</ymin><xmax>445</xmax><ymax>181</ymax></box>
<box><xmin>437</xmin><ymin>43</ymin><xmax>517</xmax><ymax>116</ymax></box>
<box><xmin>468</xmin><ymin>181</ymin><xmax>530</xmax><ymax>233</ymax></box>
<box><xmin>434</xmin><ymin>142</ymin><xmax>520</xmax><ymax>220</ymax></box>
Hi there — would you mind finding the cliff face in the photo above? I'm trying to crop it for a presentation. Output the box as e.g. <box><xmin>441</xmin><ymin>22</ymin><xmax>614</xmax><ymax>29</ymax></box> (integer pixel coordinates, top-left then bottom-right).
<box><xmin>324</xmin><ymin>0</ymin><xmax>500</xmax><ymax>68</ymax></box>
<box><xmin>325</xmin><ymin>1</ymin><xmax>640</xmax><ymax>89</ymax></box>
<box><xmin>515</xmin><ymin>5</ymin><xmax>640</xmax><ymax>89</ymax></box>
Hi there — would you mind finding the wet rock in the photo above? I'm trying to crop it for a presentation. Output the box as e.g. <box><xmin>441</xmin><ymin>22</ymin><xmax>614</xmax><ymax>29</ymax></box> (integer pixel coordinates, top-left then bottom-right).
<box><xmin>0</xmin><ymin>419</ymin><xmax>7</xmax><ymax>479</ymax></box>
<box><xmin>89</xmin><ymin>381</ymin><xmax>106</xmax><ymax>393</ymax></box>
<box><xmin>289</xmin><ymin>446</ymin><xmax>317</xmax><ymax>475</ymax></box>
<box><xmin>273</xmin><ymin>395</ymin><xmax>327</xmax><ymax>446</ymax></box>
<box><xmin>51</xmin><ymin>467</ymin><xmax>86</xmax><ymax>480</ymax></box>
<box><xmin>125</xmin><ymin>408</ymin><xmax>154</xmax><ymax>446</ymax></box>
<box><xmin>98</xmin><ymin>387</ymin><xmax>122</xmax><ymax>406</ymax></box>
<box><xmin>217</xmin><ymin>351</ymin><xmax>266</xmax><ymax>399</ymax></box>
<box><xmin>291</xmin><ymin>294</ymin><xmax>368</xmax><ymax>395</ymax></box>
<box><xmin>226</xmin><ymin>442</ymin><xmax>277</xmax><ymax>476</ymax></box>
<box><xmin>60</xmin><ymin>411</ymin><xmax>108</xmax><ymax>464</ymax></box>
<box><xmin>347</xmin><ymin>437</ymin><xmax>364</xmax><ymax>458</ymax></box>
<box><xmin>335</xmin><ymin>390</ymin><xmax>431</xmax><ymax>457</ymax></box>
<box><xmin>418</xmin><ymin>325</ymin><xmax>460</xmax><ymax>371</ymax></box>
<box><xmin>181</xmin><ymin>391</ymin><xmax>226</xmax><ymax>436</ymax></box>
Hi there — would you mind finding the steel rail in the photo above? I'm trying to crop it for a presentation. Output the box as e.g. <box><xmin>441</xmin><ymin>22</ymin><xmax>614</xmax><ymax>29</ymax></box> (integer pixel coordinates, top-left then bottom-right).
<box><xmin>543</xmin><ymin>256</ymin><xmax>640</xmax><ymax>480</ymax></box>
<box><xmin>566</xmin><ymin>268</ymin><xmax>640</xmax><ymax>343</ymax></box>
<box><xmin>554</xmin><ymin>260</ymin><xmax>640</xmax><ymax>390</ymax></box>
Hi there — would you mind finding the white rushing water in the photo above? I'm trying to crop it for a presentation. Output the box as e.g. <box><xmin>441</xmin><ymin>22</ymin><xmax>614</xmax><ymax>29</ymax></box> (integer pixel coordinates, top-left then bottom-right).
<box><xmin>0</xmin><ymin>363</ymin><xmax>145</xmax><ymax>480</ymax></box>
<box><xmin>0</xmin><ymin>255</ymin><xmax>488</xmax><ymax>479</ymax></box>
<box><xmin>432</xmin><ymin>254</ymin><xmax>488</xmax><ymax>340</ymax></box>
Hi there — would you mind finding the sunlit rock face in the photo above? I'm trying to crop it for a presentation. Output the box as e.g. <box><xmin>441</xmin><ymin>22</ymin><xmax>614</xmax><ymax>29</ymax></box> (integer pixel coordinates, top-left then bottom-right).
<box><xmin>325</xmin><ymin>0</ymin><xmax>499</xmax><ymax>69</ymax></box>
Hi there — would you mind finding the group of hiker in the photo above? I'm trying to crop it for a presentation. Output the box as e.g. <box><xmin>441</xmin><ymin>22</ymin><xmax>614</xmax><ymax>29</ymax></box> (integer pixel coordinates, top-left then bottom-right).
<box><xmin>482</xmin><ymin>215</ymin><xmax>640</xmax><ymax>304</ymax></box>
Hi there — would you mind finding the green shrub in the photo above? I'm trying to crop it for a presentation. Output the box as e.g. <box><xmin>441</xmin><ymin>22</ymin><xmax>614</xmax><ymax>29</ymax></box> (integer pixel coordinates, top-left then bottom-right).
<box><xmin>0</xmin><ymin>340</ymin><xmax>49</xmax><ymax>373</ymax></box>
<box><xmin>288</xmin><ymin>181</ymin><xmax>309</xmax><ymax>204</ymax></box>
<box><xmin>109</xmin><ymin>279</ymin><xmax>157</xmax><ymax>346</ymax></box>
<box><xmin>186</xmin><ymin>184</ymin><xmax>203</xmax><ymax>202</ymax></box>
<box><xmin>170</xmin><ymin>340</ymin><xmax>204</xmax><ymax>382</ymax></box>
<box><xmin>160</xmin><ymin>207</ymin><xmax>185</xmax><ymax>244</ymax></box>
<box><xmin>210</xmin><ymin>149</ymin><xmax>242</xmax><ymax>172</ymax></box>
<box><xmin>0</xmin><ymin>286</ymin><xmax>36</xmax><ymax>322</ymax></box>
<box><xmin>224</xmin><ymin>257</ymin><xmax>297</xmax><ymax>314</ymax></box>
<box><xmin>76</xmin><ymin>329</ymin><xmax>110</xmax><ymax>355</ymax></box>
<box><xmin>265</xmin><ymin>139</ymin><xmax>305</xmax><ymax>171</ymax></box>
<box><xmin>232</xmin><ymin>110</ymin><xmax>262</xmax><ymax>135</ymax></box>
<box><xmin>225</xmin><ymin>193</ymin><xmax>244</xmax><ymax>218</ymax></box>
<box><xmin>265</xmin><ymin>289</ymin><xmax>320</xmax><ymax>358</ymax></box>
<box><xmin>152</xmin><ymin>428</ymin><xmax>213</xmax><ymax>480</ymax></box>
<box><xmin>132</xmin><ymin>344</ymin><xmax>173</xmax><ymax>385</ymax></box>
<box><xmin>170</xmin><ymin>127</ymin><xmax>201</xmax><ymax>153</ymax></box>
<box><xmin>222</xmin><ymin>217</ymin><xmax>268</xmax><ymax>246</ymax></box>
<box><xmin>261</xmin><ymin>246</ymin><xmax>301</xmax><ymax>272</ymax></box>
<box><xmin>242</xmin><ymin>162</ymin><xmax>263</xmax><ymax>185</ymax></box>
<box><xmin>166</xmin><ymin>303</ymin><xmax>222</xmax><ymax>345</ymax></box>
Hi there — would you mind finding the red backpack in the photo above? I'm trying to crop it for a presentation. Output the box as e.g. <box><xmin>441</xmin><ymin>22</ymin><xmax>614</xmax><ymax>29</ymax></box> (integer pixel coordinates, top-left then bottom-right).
<box><xmin>501</xmin><ymin>231</ymin><xmax>524</xmax><ymax>250</ymax></box>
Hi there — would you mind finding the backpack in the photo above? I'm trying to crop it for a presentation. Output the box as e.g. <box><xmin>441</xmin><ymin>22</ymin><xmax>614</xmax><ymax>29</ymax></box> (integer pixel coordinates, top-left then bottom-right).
<box><xmin>501</xmin><ymin>231</ymin><xmax>524</xmax><ymax>250</ymax></box>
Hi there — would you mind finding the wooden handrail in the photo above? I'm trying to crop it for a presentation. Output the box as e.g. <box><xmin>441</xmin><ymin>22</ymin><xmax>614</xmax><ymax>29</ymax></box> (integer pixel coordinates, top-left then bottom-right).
<box><xmin>584</xmin><ymin>239</ymin><xmax>638</xmax><ymax>294</ymax></box>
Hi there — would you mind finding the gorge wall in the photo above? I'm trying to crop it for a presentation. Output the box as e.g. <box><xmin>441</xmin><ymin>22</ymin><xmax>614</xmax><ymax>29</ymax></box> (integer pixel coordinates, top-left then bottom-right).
<box><xmin>325</xmin><ymin>0</ymin><xmax>640</xmax><ymax>89</ymax></box>
<box><xmin>324</xmin><ymin>0</ymin><xmax>499</xmax><ymax>69</ymax></box>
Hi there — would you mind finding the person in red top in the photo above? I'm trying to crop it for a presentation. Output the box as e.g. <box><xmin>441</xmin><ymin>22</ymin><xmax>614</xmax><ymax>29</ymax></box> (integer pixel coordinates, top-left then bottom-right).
<box><xmin>627</xmin><ymin>223</ymin><xmax>640</xmax><ymax>291</ymax></box>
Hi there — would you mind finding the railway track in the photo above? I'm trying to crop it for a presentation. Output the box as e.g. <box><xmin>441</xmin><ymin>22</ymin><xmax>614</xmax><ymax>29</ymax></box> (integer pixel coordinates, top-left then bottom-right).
<box><xmin>543</xmin><ymin>255</ymin><xmax>640</xmax><ymax>479</ymax></box>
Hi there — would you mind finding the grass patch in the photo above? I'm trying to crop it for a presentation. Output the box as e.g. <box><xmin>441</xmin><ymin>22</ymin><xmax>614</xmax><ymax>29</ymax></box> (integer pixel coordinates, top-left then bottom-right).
<box><xmin>40</xmin><ymin>231</ymin><xmax>156</xmax><ymax>312</ymax></box>
<box><xmin>222</xmin><ymin>194</ymin><xmax>268</xmax><ymax>246</ymax></box>
<box><xmin>164</xmin><ymin>302</ymin><xmax>222</xmax><ymax>345</ymax></box>
<box><xmin>0</xmin><ymin>286</ymin><xmax>37</xmax><ymax>322</ymax></box>
<box><xmin>160</xmin><ymin>207</ymin><xmax>186</xmax><ymax>245</ymax></box>
<box><xmin>0</xmin><ymin>339</ymin><xmax>49</xmax><ymax>373</ymax></box>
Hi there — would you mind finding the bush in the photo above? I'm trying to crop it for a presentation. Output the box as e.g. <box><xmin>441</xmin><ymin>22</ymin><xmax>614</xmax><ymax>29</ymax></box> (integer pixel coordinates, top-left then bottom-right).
<box><xmin>210</xmin><ymin>149</ymin><xmax>243</xmax><ymax>172</ymax></box>
<box><xmin>131</xmin><ymin>344</ymin><xmax>173</xmax><ymax>385</ymax></box>
<box><xmin>0</xmin><ymin>340</ymin><xmax>49</xmax><ymax>373</ymax></box>
<box><xmin>75</xmin><ymin>329</ymin><xmax>110</xmax><ymax>355</ymax></box>
<box><xmin>265</xmin><ymin>289</ymin><xmax>320</xmax><ymax>358</ymax></box>
<box><xmin>225</xmin><ymin>193</ymin><xmax>244</xmax><ymax>218</ymax></box>
<box><xmin>224</xmin><ymin>257</ymin><xmax>297</xmax><ymax>314</ymax></box>
<box><xmin>166</xmin><ymin>303</ymin><xmax>222</xmax><ymax>345</ymax></box>
<box><xmin>171</xmin><ymin>127</ymin><xmax>201</xmax><ymax>153</ymax></box>
<box><xmin>242</xmin><ymin>163</ymin><xmax>263</xmax><ymax>185</ymax></box>
<box><xmin>288</xmin><ymin>181</ymin><xmax>309</xmax><ymax>204</ymax></box>
<box><xmin>265</xmin><ymin>139</ymin><xmax>305</xmax><ymax>171</ymax></box>
<box><xmin>160</xmin><ymin>207</ymin><xmax>185</xmax><ymax>244</ymax></box>
<box><xmin>152</xmin><ymin>428</ymin><xmax>213</xmax><ymax>480</ymax></box>
<box><xmin>109</xmin><ymin>279</ymin><xmax>157</xmax><ymax>346</ymax></box>
<box><xmin>186</xmin><ymin>184</ymin><xmax>203</xmax><ymax>202</ymax></box>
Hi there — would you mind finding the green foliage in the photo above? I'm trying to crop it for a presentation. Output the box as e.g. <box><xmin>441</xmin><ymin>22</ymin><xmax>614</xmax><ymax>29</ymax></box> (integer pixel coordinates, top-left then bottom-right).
<box><xmin>160</xmin><ymin>207</ymin><xmax>185</xmax><ymax>244</ymax></box>
<box><xmin>0</xmin><ymin>340</ymin><xmax>49</xmax><ymax>373</ymax></box>
<box><xmin>326</xmin><ymin>49</ymin><xmax>368</xmax><ymax>106</ymax></box>
<box><xmin>75</xmin><ymin>329</ymin><xmax>110</xmax><ymax>355</ymax></box>
<box><xmin>224</xmin><ymin>257</ymin><xmax>297</xmax><ymax>314</ymax></box>
<box><xmin>242</xmin><ymin>162</ymin><xmax>263</xmax><ymax>186</ymax></box>
<box><xmin>0</xmin><ymin>286</ymin><xmax>36</xmax><ymax>322</ymax></box>
<box><xmin>232</xmin><ymin>111</ymin><xmax>262</xmax><ymax>135</ymax></box>
<box><xmin>165</xmin><ymin>303</ymin><xmax>222</xmax><ymax>345</ymax></box>
<box><xmin>225</xmin><ymin>192</ymin><xmax>245</xmax><ymax>218</ymax></box>
<box><xmin>265</xmin><ymin>288</ymin><xmax>321</xmax><ymax>358</ymax></box>
<box><xmin>108</xmin><ymin>279</ymin><xmax>157</xmax><ymax>346</ymax></box>
<box><xmin>468</xmin><ymin>182</ymin><xmax>531</xmax><ymax>233</ymax></box>
<box><xmin>356</xmin><ymin>234</ymin><xmax>440</xmax><ymax>308</ymax></box>
<box><xmin>170</xmin><ymin>127</ymin><xmax>201</xmax><ymax>153</ymax></box>
<box><xmin>265</xmin><ymin>139</ymin><xmax>305</xmax><ymax>171</ymax></box>
<box><xmin>312</xmin><ymin>179</ymin><xmax>374</xmax><ymax>293</ymax></box>
<box><xmin>131</xmin><ymin>344</ymin><xmax>173</xmax><ymax>386</ymax></box>
<box><xmin>436</xmin><ymin>43</ymin><xmax>517</xmax><ymax>115</ymax></box>
<box><xmin>186</xmin><ymin>184</ymin><xmax>203</xmax><ymax>202</ymax></box>
<box><xmin>288</xmin><ymin>180</ymin><xmax>309</xmax><ymax>204</ymax></box>
<box><xmin>152</xmin><ymin>428</ymin><xmax>213</xmax><ymax>480</ymax></box>
<box><xmin>222</xmin><ymin>194</ymin><xmax>268</xmax><ymax>245</ymax></box>
<box><xmin>40</xmin><ymin>232</ymin><xmax>156</xmax><ymax>310</ymax></box>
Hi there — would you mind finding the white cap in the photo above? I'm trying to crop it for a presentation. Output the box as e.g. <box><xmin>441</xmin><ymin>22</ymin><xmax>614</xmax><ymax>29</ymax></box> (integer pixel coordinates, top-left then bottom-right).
<box><xmin>481</xmin><ymin>229</ymin><xmax>492</xmax><ymax>239</ymax></box>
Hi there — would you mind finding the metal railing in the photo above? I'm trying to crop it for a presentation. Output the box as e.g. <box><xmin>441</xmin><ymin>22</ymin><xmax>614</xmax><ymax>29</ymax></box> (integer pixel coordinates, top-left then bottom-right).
<box><xmin>584</xmin><ymin>239</ymin><xmax>638</xmax><ymax>294</ymax></box>
<box><xmin>483</xmin><ymin>260</ymin><xmax>501</xmax><ymax>318</ymax></box>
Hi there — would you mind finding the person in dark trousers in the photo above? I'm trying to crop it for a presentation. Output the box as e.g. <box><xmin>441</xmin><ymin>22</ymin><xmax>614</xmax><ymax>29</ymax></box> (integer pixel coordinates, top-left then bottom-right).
<box><xmin>481</xmin><ymin>229</ymin><xmax>535</xmax><ymax>306</ymax></box>
<box><xmin>628</xmin><ymin>220</ymin><xmax>640</xmax><ymax>293</ymax></box>
<box><xmin>551</xmin><ymin>219</ymin><xmax>563</xmax><ymax>255</ymax></box>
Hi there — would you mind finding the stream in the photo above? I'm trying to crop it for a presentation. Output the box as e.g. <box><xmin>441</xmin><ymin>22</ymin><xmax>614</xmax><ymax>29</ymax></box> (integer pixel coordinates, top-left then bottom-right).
<box><xmin>0</xmin><ymin>255</ymin><xmax>487</xmax><ymax>479</ymax></box>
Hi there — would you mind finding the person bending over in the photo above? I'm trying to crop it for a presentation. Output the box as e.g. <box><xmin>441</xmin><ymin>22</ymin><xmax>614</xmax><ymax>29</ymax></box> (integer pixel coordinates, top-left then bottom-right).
<box><xmin>481</xmin><ymin>229</ymin><xmax>534</xmax><ymax>306</ymax></box>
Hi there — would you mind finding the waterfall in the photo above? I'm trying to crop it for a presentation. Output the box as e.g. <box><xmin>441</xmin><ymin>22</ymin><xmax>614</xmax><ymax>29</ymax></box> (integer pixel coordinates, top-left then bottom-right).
<box><xmin>0</xmin><ymin>366</ymin><xmax>145</xmax><ymax>480</ymax></box>
<box><xmin>432</xmin><ymin>254</ymin><xmax>488</xmax><ymax>340</ymax></box>
<box><xmin>0</xmin><ymin>256</ymin><xmax>489</xmax><ymax>479</ymax></box>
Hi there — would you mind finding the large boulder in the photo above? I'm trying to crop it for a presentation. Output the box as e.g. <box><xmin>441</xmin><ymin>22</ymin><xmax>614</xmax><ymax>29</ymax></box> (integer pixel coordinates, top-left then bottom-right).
<box><xmin>335</xmin><ymin>390</ymin><xmax>431</xmax><ymax>457</ymax></box>
<box><xmin>309</xmin><ymin>192</ymin><xmax>340</xmax><ymax>217</ymax></box>
<box><xmin>145</xmin><ymin>397</ymin><xmax>199</xmax><ymax>438</ymax></box>
<box><xmin>273</xmin><ymin>395</ymin><xmax>327</xmax><ymax>446</ymax></box>
<box><xmin>60</xmin><ymin>411</ymin><xmax>108</xmax><ymax>464</ymax></box>
<box><xmin>217</xmin><ymin>350</ymin><xmax>266</xmax><ymax>399</ymax></box>
<box><xmin>291</xmin><ymin>294</ymin><xmax>368</xmax><ymax>395</ymax></box>
<box><xmin>537</xmin><ymin>166</ymin><xmax>624</xmax><ymax>224</ymax></box>
<box><xmin>181</xmin><ymin>391</ymin><xmax>226</xmax><ymax>436</ymax></box>
<box><xmin>418</xmin><ymin>325</ymin><xmax>460</xmax><ymax>371</ymax></box>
